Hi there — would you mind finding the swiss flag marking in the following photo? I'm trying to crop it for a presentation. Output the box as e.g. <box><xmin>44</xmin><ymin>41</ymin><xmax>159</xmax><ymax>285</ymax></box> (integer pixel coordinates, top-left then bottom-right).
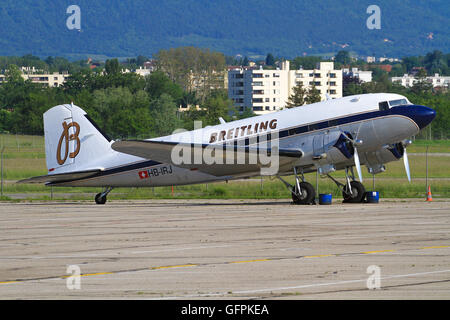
<box><xmin>138</xmin><ymin>170</ymin><xmax>149</xmax><ymax>179</ymax></box>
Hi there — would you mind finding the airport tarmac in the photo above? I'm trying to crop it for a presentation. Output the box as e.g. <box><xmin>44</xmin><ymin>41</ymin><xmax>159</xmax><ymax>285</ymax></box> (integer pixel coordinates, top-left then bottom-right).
<box><xmin>0</xmin><ymin>199</ymin><xmax>449</xmax><ymax>299</ymax></box>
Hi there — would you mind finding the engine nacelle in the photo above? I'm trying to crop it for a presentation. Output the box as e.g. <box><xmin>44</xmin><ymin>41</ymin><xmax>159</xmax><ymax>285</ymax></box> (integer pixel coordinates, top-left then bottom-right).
<box><xmin>312</xmin><ymin>131</ymin><xmax>355</xmax><ymax>174</ymax></box>
<box><xmin>363</xmin><ymin>142</ymin><xmax>406</xmax><ymax>174</ymax></box>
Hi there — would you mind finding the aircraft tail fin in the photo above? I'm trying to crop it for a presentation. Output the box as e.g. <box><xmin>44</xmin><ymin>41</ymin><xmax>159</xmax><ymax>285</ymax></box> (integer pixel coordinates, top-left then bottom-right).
<box><xmin>43</xmin><ymin>103</ymin><xmax>113</xmax><ymax>174</ymax></box>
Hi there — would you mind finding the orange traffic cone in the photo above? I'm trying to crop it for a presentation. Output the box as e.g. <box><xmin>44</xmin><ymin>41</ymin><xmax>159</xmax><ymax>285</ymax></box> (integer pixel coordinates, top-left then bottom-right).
<box><xmin>426</xmin><ymin>186</ymin><xmax>432</xmax><ymax>202</ymax></box>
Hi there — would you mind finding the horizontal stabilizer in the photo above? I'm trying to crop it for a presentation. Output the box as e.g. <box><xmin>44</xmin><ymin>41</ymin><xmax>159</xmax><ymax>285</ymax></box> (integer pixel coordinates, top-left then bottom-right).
<box><xmin>17</xmin><ymin>169</ymin><xmax>102</xmax><ymax>184</ymax></box>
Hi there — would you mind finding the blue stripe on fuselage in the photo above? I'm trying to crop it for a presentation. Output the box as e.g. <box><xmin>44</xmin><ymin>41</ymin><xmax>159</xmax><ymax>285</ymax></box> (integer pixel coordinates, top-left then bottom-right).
<box><xmin>221</xmin><ymin>104</ymin><xmax>424</xmax><ymax>146</ymax></box>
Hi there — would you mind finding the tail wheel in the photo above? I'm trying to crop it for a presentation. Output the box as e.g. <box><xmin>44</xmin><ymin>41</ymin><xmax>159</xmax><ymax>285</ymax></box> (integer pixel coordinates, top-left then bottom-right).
<box><xmin>343</xmin><ymin>181</ymin><xmax>366</xmax><ymax>203</ymax></box>
<box><xmin>292</xmin><ymin>182</ymin><xmax>316</xmax><ymax>205</ymax></box>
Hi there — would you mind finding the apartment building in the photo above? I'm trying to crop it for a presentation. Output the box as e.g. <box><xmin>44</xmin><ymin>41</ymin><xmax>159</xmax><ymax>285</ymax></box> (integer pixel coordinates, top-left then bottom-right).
<box><xmin>0</xmin><ymin>68</ymin><xmax>70</xmax><ymax>87</ymax></box>
<box><xmin>342</xmin><ymin>67</ymin><xmax>373</xmax><ymax>83</ymax></box>
<box><xmin>26</xmin><ymin>72</ymin><xmax>70</xmax><ymax>87</ymax></box>
<box><xmin>228</xmin><ymin>61</ymin><xmax>342</xmax><ymax>115</ymax></box>
<box><xmin>391</xmin><ymin>73</ymin><xmax>450</xmax><ymax>89</ymax></box>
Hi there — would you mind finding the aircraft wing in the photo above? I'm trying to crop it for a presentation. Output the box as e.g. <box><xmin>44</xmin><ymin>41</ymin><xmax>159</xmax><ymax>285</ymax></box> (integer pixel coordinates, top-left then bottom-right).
<box><xmin>112</xmin><ymin>140</ymin><xmax>302</xmax><ymax>176</ymax></box>
<box><xmin>17</xmin><ymin>169</ymin><xmax>102</xmax><ymax>184</ymax></box>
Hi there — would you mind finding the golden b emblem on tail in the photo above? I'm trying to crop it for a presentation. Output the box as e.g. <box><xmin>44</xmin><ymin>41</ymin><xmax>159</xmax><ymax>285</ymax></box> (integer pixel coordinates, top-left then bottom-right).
<box><xmin>57</xmin><ymin>121</ymin><xmax>81</xmax><ymax>165</ymax></box>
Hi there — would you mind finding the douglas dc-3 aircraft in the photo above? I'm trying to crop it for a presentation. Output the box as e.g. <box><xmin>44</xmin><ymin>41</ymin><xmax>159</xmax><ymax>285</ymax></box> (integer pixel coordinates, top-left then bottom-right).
<box><xmin>19</xmin><ymin>93</ymin><xmax>436</xmax><ymax>205</ymax></box>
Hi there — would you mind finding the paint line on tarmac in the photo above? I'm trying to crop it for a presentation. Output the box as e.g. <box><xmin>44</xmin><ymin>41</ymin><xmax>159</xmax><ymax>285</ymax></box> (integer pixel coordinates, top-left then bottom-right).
<box><xmin>0</xmin><ymin>281</ymin><xmax>18</xmax><ymax>285</ymax></box>
<box><xmin>147</xmin><ymin>268</ymin><xmax>450</xmax><ymax>299</ymax></box>
<box><xmin>362</xmin><ymin>250</ymin><xmax>395</xmax><ymax>254</ymax></box>
<box><xmin>304</xmin><ymin>254</ymin><xmax>334</xmax><ymax>258</ymax></box>
<box><xmin>1</xmin><ymin>244</ymin><xmax>448</xmax><ymax>286</ymax></box>
<box><xmin>230</xmin><ymin>259</ymin><xmax>270</xmax><ymax>264</ymax></box>
<box><xmin>150</xmin><ymin>264</ymin><xmax>198</xmax><ymax>270</ymax></box>
<box><xmin>0</xmin><ymin>244</ymin><xmax>233</xmax><ymax>260</ymax></box>
<box><xmin>421</xmin><ymin>246</ymin><xmax>449</xmax><ymax>250</ymax></box>
<box><xmin>226</xmin><ymin>269</ymin><xmax>450</xmax><ymax>296</ymax></box>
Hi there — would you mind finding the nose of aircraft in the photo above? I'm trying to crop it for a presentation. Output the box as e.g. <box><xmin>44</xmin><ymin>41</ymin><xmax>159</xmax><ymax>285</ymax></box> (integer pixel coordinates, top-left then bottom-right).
<box><xmin>409</xmin><ymin>105</ymin><xmax>436</xmax><ymax>129</ymax></box>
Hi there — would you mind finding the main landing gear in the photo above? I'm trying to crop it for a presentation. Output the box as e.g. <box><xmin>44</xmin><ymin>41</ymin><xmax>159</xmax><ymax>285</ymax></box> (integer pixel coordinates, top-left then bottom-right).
<box><xmin>95</xmin><ymin>187</ymin><xmax>113</xmax><ymax>204</ymax></box>
<box><xmin>279</xmin><ymin>166</ymin><xmax>368</xmax><ymax>205</ymax></box>
<box><xmin>278</xmin><ymin>167</ymin><xmax>316</xmax><ymax>205</ymax></box>
<box><xmin>326</xmin><ymin>167</ymin><xmax>366</xmax><ymax>203</ymax></box>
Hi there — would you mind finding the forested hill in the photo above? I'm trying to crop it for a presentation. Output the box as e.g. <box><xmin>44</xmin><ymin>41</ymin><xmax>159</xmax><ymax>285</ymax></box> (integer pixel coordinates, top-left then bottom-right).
<box><xmin>0</xmin><ymin>0</ymin><xmax>449</xmax><ymax>59</ymax></box>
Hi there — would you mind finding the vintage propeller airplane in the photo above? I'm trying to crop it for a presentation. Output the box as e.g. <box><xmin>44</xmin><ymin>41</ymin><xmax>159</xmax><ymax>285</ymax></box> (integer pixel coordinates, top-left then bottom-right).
<box><xmin>19</xmin><ymin>93</ymin><xmax>436</xmax><ymax>204</ymax></box>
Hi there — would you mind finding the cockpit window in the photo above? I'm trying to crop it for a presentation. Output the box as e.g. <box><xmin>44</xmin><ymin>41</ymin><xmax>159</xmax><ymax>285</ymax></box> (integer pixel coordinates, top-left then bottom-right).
<box><xmin>379</xmin><ymin>101</ymin><xmax>389</xmax><ymax>111</ymax></box>
<box><xmin>389</xmin><ymin>98</ymin><xmax>408</xmax><ymax>107</ymax></box>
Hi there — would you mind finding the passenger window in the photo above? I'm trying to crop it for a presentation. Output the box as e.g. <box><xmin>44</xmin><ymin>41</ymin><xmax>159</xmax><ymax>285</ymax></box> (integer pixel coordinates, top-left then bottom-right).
<box><xmin>379</xmin><ymin>101</ymin><xmax>389</xmax><ymax>111</ymax></box>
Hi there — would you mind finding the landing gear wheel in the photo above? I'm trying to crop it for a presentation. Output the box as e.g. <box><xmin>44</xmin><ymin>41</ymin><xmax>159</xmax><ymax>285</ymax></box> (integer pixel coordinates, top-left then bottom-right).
<box><xmin>95</xmin><ymin>193</ymin><xmax>107</xmax><ymax>205</ymax></box>
<box><xmin>292</xmin><ymin>182</ymin><xmax>316</xmax><ymax>205</ymax></box>
<box><xmin>343</xmin><ymin>181</ymin><xmax>366</xmax><ymax>203</ymax></box>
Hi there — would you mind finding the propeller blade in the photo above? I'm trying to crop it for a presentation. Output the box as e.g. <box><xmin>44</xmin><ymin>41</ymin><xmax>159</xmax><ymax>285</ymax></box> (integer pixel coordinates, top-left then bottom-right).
<box><xmin>403</xmin><ymin>149</ymin><xmax>411</xmax><ymax>182</ymax></box>
<box><xmin>354</xmin><ymin>146</ymin><xmax>363</xmax><ymax>182</ymax></box>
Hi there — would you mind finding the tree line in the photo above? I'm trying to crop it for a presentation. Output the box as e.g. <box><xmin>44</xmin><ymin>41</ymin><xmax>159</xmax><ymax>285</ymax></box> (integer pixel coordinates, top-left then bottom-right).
<box><xmin>0</xmin><ymin>48</ymin><xmax>448</xmax><ymax>140</ymax></box>
<box><xmin>0</xmin><ymin>64</ymin><xmax>251</xmax><ymax>139</ymax></box>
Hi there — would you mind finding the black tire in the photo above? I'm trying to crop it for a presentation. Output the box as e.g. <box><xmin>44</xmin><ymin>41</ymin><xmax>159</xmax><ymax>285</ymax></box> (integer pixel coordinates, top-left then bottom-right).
<box><xmin>292</xmin><ymin>182</ymin><xmax>316</xmax><ymax>205</ymax></box>
<box><xmin>95</xmin><ymin>193</ymin><xmax>107</xmax><ymax>205</ymax></box>
<box><xmin>342</xmin><ymin>181</ymin><xmax>366</xmax><ymax>203</ymax></box>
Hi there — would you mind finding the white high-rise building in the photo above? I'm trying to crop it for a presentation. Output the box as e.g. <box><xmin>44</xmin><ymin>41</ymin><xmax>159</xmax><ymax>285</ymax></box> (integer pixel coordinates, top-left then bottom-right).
<box><xmin>391</xmin><ymin>73</ymin><xmax>450</xmax><ymax>88</ymax></box>
<box><xmin>228</xmin><ymin>61</ymin><xmax>342</xmax><ymax>115</ymax></box>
